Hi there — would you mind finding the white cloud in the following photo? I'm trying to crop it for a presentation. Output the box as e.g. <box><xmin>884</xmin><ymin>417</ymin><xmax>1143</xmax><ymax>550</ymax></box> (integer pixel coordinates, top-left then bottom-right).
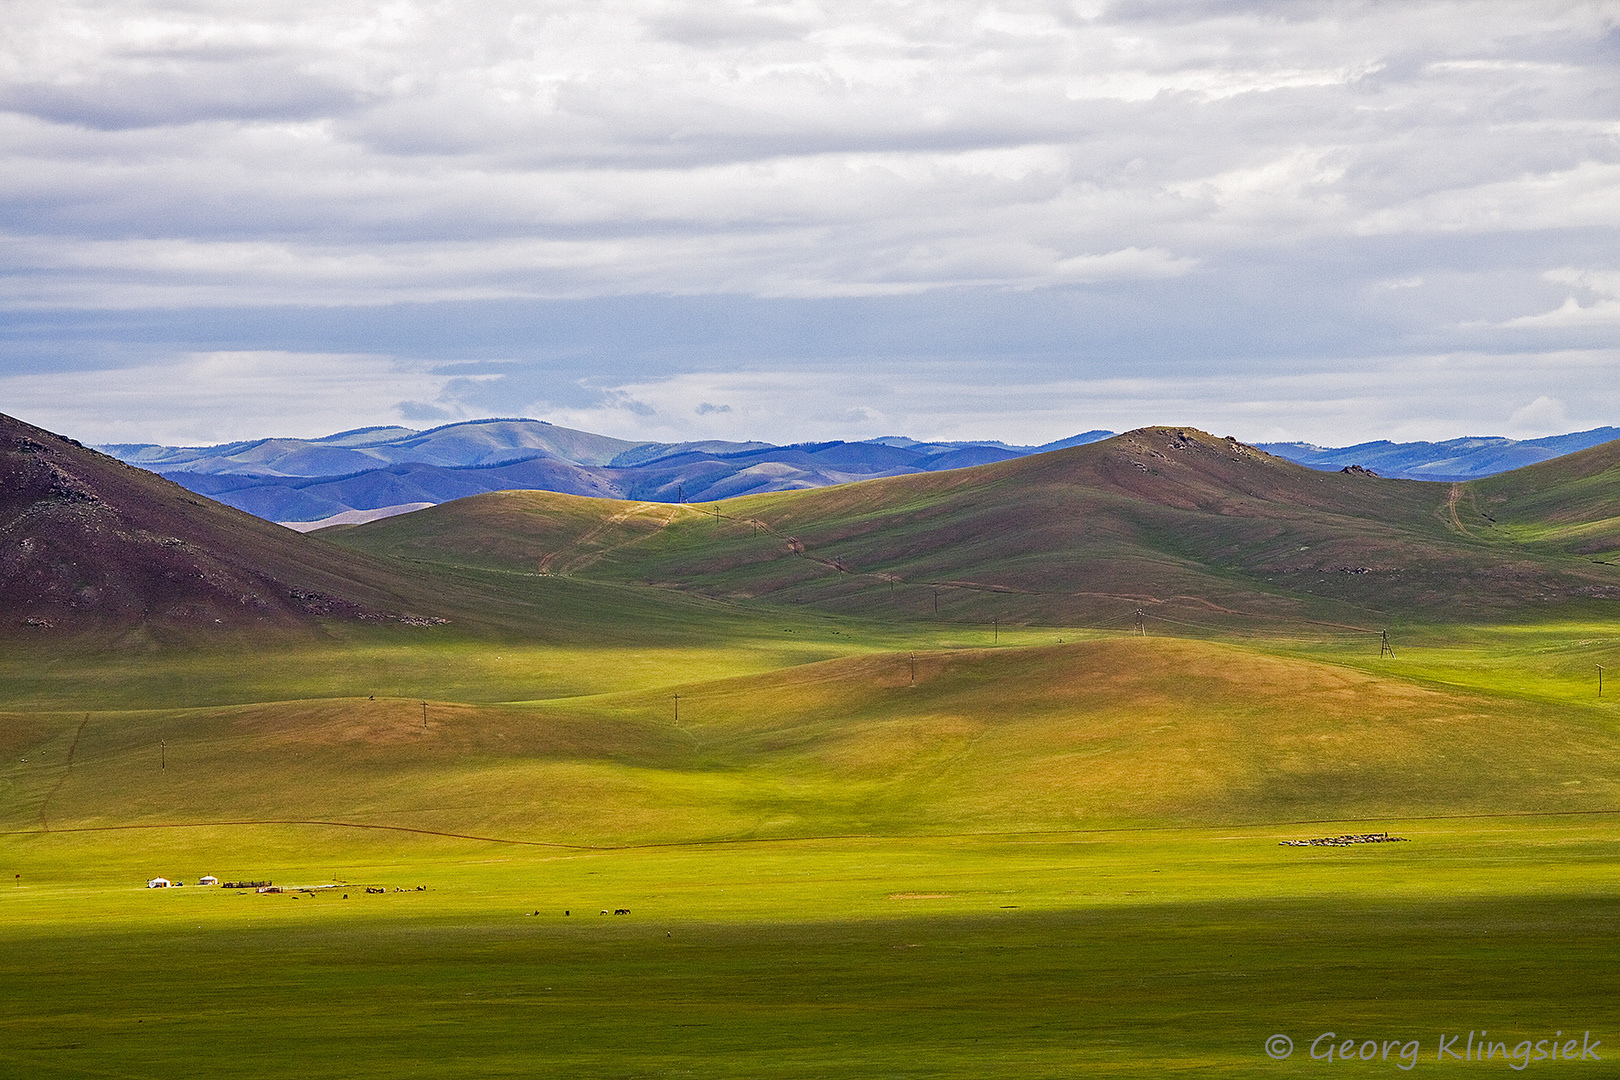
<box><xmin>1356</xmin><ymin>160</ymin><xmax>1620</xmax><ymax>238</ymax></box>
<box><xmin>0</xmin><ymin>351</ymin><xmax>489</xmax><ymax>444</ymax></box>
<box><xmin>528</xmin><ymin>348</ymin><xmax>1620</xmax><ymax>448</ymax></box>
<box><xmin>1503</xmin><ymin>295</ymin><xmax>1620</xmax><ymax>329</ymax></box>
<box><xmin>1501</xmin><ymin>267</ymin><xmax>1620</xmax><ymax>328</ymax></box>
<box><xmin>1</xmin><ymin>1</ymin><xmax>1615</xmax><ymax>305</ymax></box>
<box><xmin>1508</xmin><ymin>394</ymin><xmax>1568</xmax><ymax>436</ymax></box>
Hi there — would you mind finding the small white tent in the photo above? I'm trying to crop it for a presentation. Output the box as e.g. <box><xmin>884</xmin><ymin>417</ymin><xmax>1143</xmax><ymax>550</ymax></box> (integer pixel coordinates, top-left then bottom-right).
<box><xmin>146</xmin><ymin>877</ymin><xmax>170</xmax><ymax>888</ymax></box>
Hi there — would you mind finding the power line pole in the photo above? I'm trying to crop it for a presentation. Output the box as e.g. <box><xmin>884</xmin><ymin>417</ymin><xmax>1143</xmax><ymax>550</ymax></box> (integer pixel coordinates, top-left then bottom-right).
<box><xmin>993</xmin><ymin>618</ymin><xmax>998</xmax><ymax>645</ymax></box>
<box><xmin>909</xmin><ymin>652</ymin><xmax>915</xmax><ymax>686</ymax></box>
<box><xmin>1600</xmin><ymin>664</ymin><xmax>1605</xmax><ymax>698</ymax></box>
<box><xmin>421</xmin><ymin>702</ymin><xmax>428</xmax><ymax>729</ymax></box>
<box><xmin>673</xmin><ymin>693</ymin><xmax>680</xmax><ymax>724</ymax></box>
<box><xmin>160</xmin><ymin>740</ymin><xmax>166</xmax><ymax>770</ymax></box>
<box><xmin>1134</xmin><ymin>610</ymin><xmax>1145</xmax><ymax>636</ymax></box>
<box><xmin>1380</xmin><ymin>630</ymin><xmax>1394</xmax><ymax>659</ymax></box>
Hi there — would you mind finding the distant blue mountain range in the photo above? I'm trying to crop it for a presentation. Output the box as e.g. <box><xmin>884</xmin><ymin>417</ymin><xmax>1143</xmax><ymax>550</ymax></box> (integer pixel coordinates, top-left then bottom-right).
<box><xmin>100</xmin><ymin>419</ymin><xmax>1113</xmax><ymax>526</ymax></box>
<box><xmin>98</xmin><ymin>419</ymin><xmax>1620</xmax><ymax>527</ymax></box>
<box><xmin>1254</xmin><ymin>428</ymin><xmax>1620</xmax><ymax>481</ymax></box>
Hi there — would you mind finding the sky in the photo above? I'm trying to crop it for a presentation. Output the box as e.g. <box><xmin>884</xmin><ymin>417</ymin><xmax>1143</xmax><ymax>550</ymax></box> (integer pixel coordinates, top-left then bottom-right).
<box><xmin>2</xmin><ymin>0</ymin><xmax>1618</xmax><ymax>449</ymax></box>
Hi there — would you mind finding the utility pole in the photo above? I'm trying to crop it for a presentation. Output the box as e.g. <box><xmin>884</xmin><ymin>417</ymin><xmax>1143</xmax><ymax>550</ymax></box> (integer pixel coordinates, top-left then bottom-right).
<box><xmin>1134</xmin><ymin>610</ymin><xmax>1145</xmax><ymax>636</ymax></box>
<box><xmin>1600</xmin><ymin>665</ymin><xmax>1605</xmax><ymax>698</ymax></box>
<box><xmin>993</xmin><ymin>618</ymin><xmax>998</xmax><ymax>645</ymax></box>
<box><xmin>421</xmin><ymin>702</ymin><xmax>428</xmax><ymax>729</ymax></box>
<box><xmin>933</xmin><ymin>588</ymin><xmax>939</xmax><ymax>617</ymax></box>
<box><xmin>673</xmin><ymin>693</ymin><xmax>680</xmax><ymax>724</ymax></box>
<box><xmin>160</xmin><ymin>740</ymin><xmax>166</xmax><ymax>770</ymax></box>
<box><xmin>909</xmin><ymin>652</ymin><xmax>915</xmax><ymax>686</ymax></box>
<box><xmin>1380</xmin><ymin>630</ymin><xmax>1395</xmax><ymax>659</ymax></box>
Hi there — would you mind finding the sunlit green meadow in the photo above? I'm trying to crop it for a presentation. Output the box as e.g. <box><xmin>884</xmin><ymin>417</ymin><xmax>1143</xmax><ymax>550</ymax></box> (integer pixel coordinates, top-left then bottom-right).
<box><xmin>4</xmin><ymin>615</ymin><xmax>1618</xmax><ymax>1077</ymax></box>
<box><xmin>3</xmin><ymin>818</ymin><xmax>1618</xmax><ymax>1078</ymax></box>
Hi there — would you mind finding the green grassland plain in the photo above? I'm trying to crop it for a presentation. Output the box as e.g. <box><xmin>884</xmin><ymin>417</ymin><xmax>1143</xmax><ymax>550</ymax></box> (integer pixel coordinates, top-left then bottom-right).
<box><xmin>5</xmin><ymin>426</ymin><xmax>1620</xmax><ymax>1076</ymax></box>
<box><xmin>3</xmin><ymin>611</ymin><xmax>1618</xmax><ymax>1078</ymax></box>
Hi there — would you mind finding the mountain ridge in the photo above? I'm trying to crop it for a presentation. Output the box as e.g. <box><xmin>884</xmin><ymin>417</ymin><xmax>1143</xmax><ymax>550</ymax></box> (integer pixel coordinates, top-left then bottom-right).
<box><xmin>10</xmin><ymin>410</ymin><xmax>1620</xmax><ymax>644</ymax></box>
<box><xmin>1255</xmin><ymin>427</ymin><xmax>1620</xmax><ymax>480</ymax></box>
<box><xmin>328</xmin><ymin>425</ymin><xmax>1620</xmax><ymax>629</ymax></box>
<box><xmin>95</xmin><ymin>418</ymin><xmax>1620</xmax><ymax>525</ymax></box>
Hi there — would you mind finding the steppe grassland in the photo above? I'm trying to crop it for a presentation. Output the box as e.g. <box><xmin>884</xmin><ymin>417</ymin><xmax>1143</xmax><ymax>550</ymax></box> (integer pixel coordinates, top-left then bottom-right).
<box><xmin>1284</xmin><ymin>620</ymin><xmax>1620</xmax><ymax>705</ymax></box>
<box><xmin>3</xmin><ymin>612</ymin><xmax>1618</xmax><ymax>1077</ymax></box>
<box><xmin>3</xmin><ymin>821</ymin><xmax>1618</xmax><ymax>1078</ymax></box>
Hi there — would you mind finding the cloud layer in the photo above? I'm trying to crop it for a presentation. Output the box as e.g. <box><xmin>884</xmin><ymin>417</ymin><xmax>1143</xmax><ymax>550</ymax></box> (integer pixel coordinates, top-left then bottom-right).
<box><xmin>2</xmin><ymin>1</ymin><xmax>1617</xmax><ymax>444</ymax></box>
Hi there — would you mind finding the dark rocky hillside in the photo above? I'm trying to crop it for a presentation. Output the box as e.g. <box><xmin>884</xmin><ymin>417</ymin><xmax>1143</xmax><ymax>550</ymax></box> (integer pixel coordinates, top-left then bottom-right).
<box><xmin>0</xmin><ymin>413</ymin><xmax>449</xmax><ymax>640</ymax></box>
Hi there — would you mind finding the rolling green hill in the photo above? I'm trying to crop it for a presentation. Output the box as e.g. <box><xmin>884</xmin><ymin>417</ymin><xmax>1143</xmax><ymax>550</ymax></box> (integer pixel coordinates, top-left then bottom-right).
<box><xmin>6</xmin><ymin>636</ymin><xmax>1617</xmax><ymax>846</ymax></box>
<box><xmin>328</xmin><ymin>426</ymin><xmax>1620</xmax><ymax>630</ymax></box>
<box><xmin>1472</xmin><ymin>436</ymin><xmax>1620</xmax><ymax>558</ymax></box>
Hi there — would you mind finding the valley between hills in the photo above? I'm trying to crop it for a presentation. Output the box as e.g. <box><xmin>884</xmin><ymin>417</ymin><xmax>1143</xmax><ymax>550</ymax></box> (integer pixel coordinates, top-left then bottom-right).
<box><xmin>2</xmin><ymin>410</ymin><xmax>1618</xmax><ymax>1078</ymax></box>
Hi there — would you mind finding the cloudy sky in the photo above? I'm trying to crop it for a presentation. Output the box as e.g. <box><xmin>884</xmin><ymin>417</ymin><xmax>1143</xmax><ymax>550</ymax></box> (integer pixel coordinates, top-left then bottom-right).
<box><xmin>2</xmin><ymin>0</ymin><xmax>1618</xmax><ymax>448</ymax></box>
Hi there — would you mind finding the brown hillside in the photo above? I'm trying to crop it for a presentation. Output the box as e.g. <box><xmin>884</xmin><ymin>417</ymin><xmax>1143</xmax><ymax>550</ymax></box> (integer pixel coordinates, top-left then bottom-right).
<box><xmin>0</xmin><ymin>413</ymin><xmax>448</xmax><ymax>640</ymax></box>
<box><xmin>334</xmin><ymin>427</ymin><xmax>1620</xmax><ymax>627</ymax></box>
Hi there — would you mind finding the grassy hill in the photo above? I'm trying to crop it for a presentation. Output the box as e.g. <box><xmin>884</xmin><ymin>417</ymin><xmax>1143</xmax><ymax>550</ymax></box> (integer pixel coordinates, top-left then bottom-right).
<box><xmin>0</xmin><ymin>412</ymin><xmax>844</xmax><ymax>651</ymax></box>
<box><xmin>329</xmin><ymin>426</ymin><xmax>1620</xmax><ymax>629</ymax></box>
<box><xmin>1472</xmin><ymin>436</ymin><xmax>1620</xmax><ymax>559</ymax></box>
<box><xmin>7</xmin><ymin>635</ymin><xmax>1616</xmax><ymax>846</ymax></box>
